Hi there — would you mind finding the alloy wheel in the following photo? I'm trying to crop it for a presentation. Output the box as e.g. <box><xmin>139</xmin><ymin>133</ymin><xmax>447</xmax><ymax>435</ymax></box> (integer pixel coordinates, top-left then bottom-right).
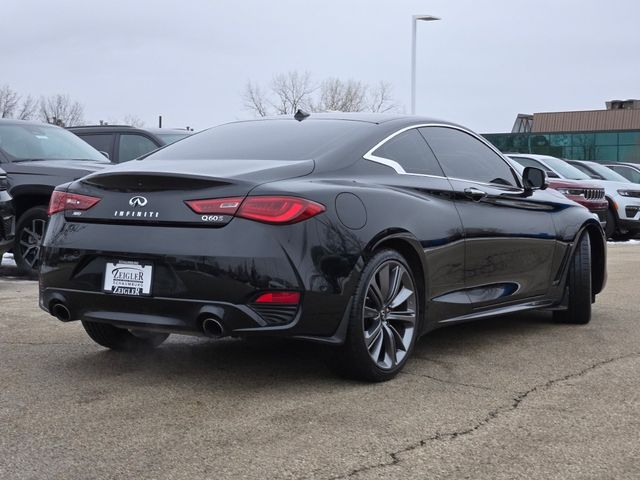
<box><xmin>19</xmin><ymin>218</ymin><xmax>46</xmax><ymax>269</ymax></box>
<box><xmin>363</xmin><ymin>260</ymin><xmax>416</xmax><ymax>370</ymax></box>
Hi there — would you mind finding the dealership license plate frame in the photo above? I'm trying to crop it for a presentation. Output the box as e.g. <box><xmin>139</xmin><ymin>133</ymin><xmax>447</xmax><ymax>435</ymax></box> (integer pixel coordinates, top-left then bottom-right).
<box><xmin>103</xmin><ymin>260</ymin><xmax>153</xmax><ymax>297</ymax></box>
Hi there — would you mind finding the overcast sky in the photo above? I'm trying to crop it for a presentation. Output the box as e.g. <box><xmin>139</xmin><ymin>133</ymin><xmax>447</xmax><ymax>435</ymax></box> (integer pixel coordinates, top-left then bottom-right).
<box><xmin>2</xmin><ymin>0</ymin><xmax>638</xmax><ymax>132</ymax></box>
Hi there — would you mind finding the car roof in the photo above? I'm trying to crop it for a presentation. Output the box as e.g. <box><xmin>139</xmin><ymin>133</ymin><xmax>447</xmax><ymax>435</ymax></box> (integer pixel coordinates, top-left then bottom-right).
<box><xmin>0</xmin><ymin>118</ymin><xmax>65</xmax><ymax>128</ymax></box>
<box><xmin>506</xmin><ymin>153</ymin><xmax>560</xmax><ymax>163</ymax></box>
<box><xmin>604</xmin><ymin>162</ymin><xmax>640</xmax><ymax>168</ymax></box>
<box><xmin>227</xmin><ymin>112</ymin><xmax>460</xmax><ymax>127</ymax></box>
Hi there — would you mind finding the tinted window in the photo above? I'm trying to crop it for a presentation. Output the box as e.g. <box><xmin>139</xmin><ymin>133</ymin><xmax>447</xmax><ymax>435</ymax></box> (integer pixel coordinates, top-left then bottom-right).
<box><xmin>78</xmin><ymin>134</ymin><xmax>114</xmax><ymax>158</ymax></box>
<box><xmin>611</xmin><ymin>166</ymin><xmax>640</xmax><ymax>183</ymax></box>
<box><xmin>149</xmin><ymin>120</ymin><xmax>370</xmax><ymax>161</ymax></box>
<box><xmin>0</xmin><ymin>124</ymin><xmax>106</xmax><ymax>162</ymax></box>
<box><xmin>119</xmin><ymin>134</ymin><xmax>159</xmax><ymax>162</ymax></box>
<box><xmin>510</xmin><ymin>156</ymin><xmax>560</xmax><ymax>178</ymax></box>
<box><xmin>420</xmin><ymin>127</ymin><xmax>517</xmax><ymax>186</ymax></box>
<box><xmin>372</xmin><ymin>129</ymin><xmax>444</xmax><ymax>176</ymax></box>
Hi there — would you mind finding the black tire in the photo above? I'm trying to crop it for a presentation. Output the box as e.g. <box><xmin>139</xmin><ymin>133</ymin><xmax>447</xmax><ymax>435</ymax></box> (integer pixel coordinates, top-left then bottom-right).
<box><xmin>14</xmin><ymin>206</ymin><xmax>49</xmax><ymax>276</ymax></box>
<box><xmin>553</xmin><ymin>233</ymin><xmax>592</xmax><ymax>324</ymax></box>
<box><xmin>332</xmin><ymin>249</ymin><xmax>420</xmax><ymax>382</ymax></box>
<box><xmin>82</xmin><ymin>320</ymin><xmax>169</xmax><ymax>351</ymax></box>
<box><xmin>604</xmin><ymin>207</ymin><xmax>617</xmax><ymax>240</ymax></box>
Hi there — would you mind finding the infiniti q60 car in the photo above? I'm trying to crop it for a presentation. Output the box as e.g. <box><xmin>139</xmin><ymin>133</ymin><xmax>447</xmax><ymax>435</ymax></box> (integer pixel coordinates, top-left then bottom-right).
<box><xmin>40</xmin><ymin>113</ymin><xmax>606</xmax><ymax>381</ymax></box>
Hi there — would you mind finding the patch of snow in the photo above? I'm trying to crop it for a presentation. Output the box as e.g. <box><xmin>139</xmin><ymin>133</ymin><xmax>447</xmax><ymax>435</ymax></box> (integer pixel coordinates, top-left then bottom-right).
<box><xmin>1</xmin><ymin>253</ymin><xmax>17</xmax><ymax>267</ymax></box>
<box><xmin>608</xmin><ymin>239</ymin><xmax>640</xmax><ymax>246</ymax></box>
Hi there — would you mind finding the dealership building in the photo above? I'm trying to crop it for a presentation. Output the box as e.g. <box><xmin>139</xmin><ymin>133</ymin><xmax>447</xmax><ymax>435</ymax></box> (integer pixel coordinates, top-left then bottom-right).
<box><xmin>483</xmin><ymin>99</ymin><xmax>640</xmax><ymax>164</ymax></box>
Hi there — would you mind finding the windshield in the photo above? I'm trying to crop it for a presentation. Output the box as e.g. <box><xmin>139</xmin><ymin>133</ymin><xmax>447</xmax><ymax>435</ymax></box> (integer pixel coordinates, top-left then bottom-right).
<box><xmin>156</xmin><ymin>132</ymin><xmax>191</xmax><ymax>145</ymax></box>
<box><xmin>541</xmin><ymin>157</ymin><xmax>591</xmax><ymax>180</ymax></box>
<box><xmin>0</xmin><ymin>124</ymin><xmax>107</xmax><ymax>162</ymax></box>
<box><xmin>581</xmin><ymin>162</ymin><xmax>630</xmax><ymax>182</ymax></box>
<box><xmin>148</xmin><ymin>119</ymin><xmax>370</xmax><ymax>161</ymax></box>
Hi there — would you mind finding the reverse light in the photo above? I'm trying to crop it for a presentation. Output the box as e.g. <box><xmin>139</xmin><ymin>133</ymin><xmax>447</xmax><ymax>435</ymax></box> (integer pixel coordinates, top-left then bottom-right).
<box><xmin>237</xmin><ymin>196</ymin><xmax>325</xmax><ymax>224</ymax></box>
<box><xmin>185</xmin><ymin>197</ymin><xmax>244</xmax><ymax>214</ymax></box>
<box><xmin>254</xmin><ymin>291</ymin><xmax>301</xmax><ymax>304</ymax></box>
<box><xmin>48</xmin><ymin>191</ymin><xmax>101</xmax><ymax>216</ymax></box>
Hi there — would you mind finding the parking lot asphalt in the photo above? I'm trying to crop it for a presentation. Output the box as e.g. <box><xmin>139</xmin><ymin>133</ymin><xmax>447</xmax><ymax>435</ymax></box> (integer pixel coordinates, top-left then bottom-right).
<box><xmin>1</xmin><ymin>245</ymin><xmax>639</xmax><ymax>480</ymax></box>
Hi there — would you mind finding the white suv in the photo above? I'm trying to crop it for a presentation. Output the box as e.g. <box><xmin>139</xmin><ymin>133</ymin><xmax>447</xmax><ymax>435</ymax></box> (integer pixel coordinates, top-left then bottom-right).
<box><xmin>566</xmin><ymin>160</ymin><xmax>640</xmax><ymax>239</ymax></box>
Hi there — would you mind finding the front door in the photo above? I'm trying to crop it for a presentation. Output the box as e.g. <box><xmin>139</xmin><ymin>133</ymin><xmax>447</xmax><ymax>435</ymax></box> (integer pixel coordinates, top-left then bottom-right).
<box><xmin>420</xmin><ymin>126</ymin><xmax>557</xmax><ymax>307</ymax></box>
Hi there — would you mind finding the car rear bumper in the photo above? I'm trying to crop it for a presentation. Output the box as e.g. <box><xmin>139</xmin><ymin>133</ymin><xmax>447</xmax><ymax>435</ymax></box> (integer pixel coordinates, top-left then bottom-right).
<box><xmin>39</xmin><ymin>215</ymin><xmax>357</xmax><ymax>341</ymax></box>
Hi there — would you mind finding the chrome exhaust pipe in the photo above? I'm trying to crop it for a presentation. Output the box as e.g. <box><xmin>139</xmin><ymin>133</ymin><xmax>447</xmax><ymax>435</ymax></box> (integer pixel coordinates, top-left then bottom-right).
<box><xmin>51</xmin><ymin>303</ymin><xmax>71</xmax><ymax>322</ymax></box>
<box><xmin>202</xmin><ymin>317</ymin><xmax>225</xmax><ymax>338</ymax></box>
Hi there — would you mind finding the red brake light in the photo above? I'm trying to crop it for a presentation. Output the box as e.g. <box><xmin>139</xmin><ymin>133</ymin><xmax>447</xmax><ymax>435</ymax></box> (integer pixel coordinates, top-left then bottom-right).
<box><xmin>185</xmin><ymin>197</ymin><xmax>243</xmax><ymax>214</ymax></box>
<box><xmin>254</xmin><ymin>291</ymin><xmax>301</xmax><ymax>304</ymax></box>
<box><xmin>48</xmin><ymin>191</ymin><xmax>101</xmax><ymax>216</ymax></box>
<box><xmin>237</xmin><ymin>196</ymin><xmax>325</xmax><ymax>224</ymax></box>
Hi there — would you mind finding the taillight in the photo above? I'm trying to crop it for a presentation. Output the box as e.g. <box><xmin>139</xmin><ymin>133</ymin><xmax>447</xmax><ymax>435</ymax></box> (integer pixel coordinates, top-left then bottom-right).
<box><xmin>48</xmin><ymin>191</ymin><xmax>101</xmax><ymax>216</ymax></box>
<box><xmin>254</xmin><ymin>291</ymin><xmax>301</xmax><ymax>304</ymax></box>
<box><xmin>237</xmin><ymin>196</ymin><xmax>325</xmax><ymax>224</ymax></box>
<box><xmin>185</xmin><ymin>197</ymin><xmax>243</xmax><ymax>215</ymax></box>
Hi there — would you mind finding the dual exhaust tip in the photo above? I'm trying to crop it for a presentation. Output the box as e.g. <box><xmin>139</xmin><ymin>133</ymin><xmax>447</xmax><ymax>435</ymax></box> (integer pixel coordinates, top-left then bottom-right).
<box><xmin>51</xmin><ymin>302</ymin><xmax>227</xmax><ymax>339</ymax></box>
<box><xmin>202</xmin><ymin>317</ymin><xmax>225</xmax><ymax>339</ymax></box>
<box><xmin>51</xmin><ymin>302</ymin><xmax>72</xmax><ymax>322</ymax></box>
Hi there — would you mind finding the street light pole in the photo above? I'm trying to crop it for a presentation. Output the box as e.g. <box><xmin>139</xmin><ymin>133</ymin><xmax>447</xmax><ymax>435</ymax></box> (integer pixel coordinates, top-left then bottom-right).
<box><xmin>411</xmin><ymin>15</ymin><xmax>440</xmax><ymax>115</ymax></box>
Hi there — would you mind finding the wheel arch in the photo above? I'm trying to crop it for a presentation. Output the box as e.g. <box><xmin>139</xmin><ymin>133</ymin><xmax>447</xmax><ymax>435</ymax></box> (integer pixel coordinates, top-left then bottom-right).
<box><xmin>581</xmin><ymin>221</ymin><xmax>606</xmax><ymax>295</ymax></box>
<box><xmin>365</xmin><ymin>230</ymin><xmax>428</xmax><ymax>329</ymax></box>
<box><xmin>11</xmin><ymin>189</ymin><xmax>53</xmax><ymax>220</ymax></box>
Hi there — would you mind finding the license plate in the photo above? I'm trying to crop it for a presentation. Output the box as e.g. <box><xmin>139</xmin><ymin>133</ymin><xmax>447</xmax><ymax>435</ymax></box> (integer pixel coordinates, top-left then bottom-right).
<box><xmin>103</xmin><ymin>261</ymin><xmax>153</xmax><ymax>296</ymax></box>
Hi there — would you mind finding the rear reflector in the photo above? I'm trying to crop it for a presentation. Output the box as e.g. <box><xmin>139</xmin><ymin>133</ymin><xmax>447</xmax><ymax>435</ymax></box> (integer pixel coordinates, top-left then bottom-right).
<box><xmin>237</xmin><ymin>196</ymin><xmax>325</xmax><ymax>224</ymax></box>
<box><xmin>254</xmin><ymin>291</ymin><xmax>301</xmax><ymax>305</ymax></box>
<box><xmin>185</xmin><ymin>197</ymin><xmax>244</xmax><ymax>215</ymax></box>
<box><xmin>48</xmin><ymin>191</ymin><xmax>101</xmax><ymax>216</ymax></box>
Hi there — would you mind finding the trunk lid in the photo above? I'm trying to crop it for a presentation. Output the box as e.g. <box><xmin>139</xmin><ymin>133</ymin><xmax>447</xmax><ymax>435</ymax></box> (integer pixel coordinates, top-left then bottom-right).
<box><xmin>68</xmin><ymin>158</ymin><xmax>314</xmax><ymax>226</ymax></box>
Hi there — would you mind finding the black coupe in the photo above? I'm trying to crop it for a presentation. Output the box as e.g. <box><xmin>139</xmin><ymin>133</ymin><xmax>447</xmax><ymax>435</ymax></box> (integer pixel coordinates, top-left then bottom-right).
<box><xmin>39</xmin><ymin>113</ymin><xmax>606</xmax><ymax>381</ymax></box>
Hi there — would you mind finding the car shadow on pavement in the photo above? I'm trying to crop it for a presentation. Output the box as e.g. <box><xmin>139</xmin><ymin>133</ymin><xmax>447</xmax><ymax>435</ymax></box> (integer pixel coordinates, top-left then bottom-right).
<box><xmin>60</xmin><ymin>310</ymin><xmax>558</xmax><ymax>386</ymax></box>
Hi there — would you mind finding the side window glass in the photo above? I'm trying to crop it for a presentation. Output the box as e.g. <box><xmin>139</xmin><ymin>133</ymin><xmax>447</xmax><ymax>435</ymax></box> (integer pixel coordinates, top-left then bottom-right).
<box><xmin>420</xmin><ymin>127</ymin><xmax>517</xmax><ymax>186</ymax></box>
<box><xmin>371</xmin><ymin>129</ymin><xmax>444</xmax><ymax>176</ymax></box>
<box><xmin>78</xmin><ymin>134</ymin><xmax>113</xmax><ymax>157</ymax></box>
<box><xmin>510</xmin><ymin>156</ymin><xmax>560</xmax><ymax>178</ymax></box>
<box><xmin>119</xmin><ymin>135</ymin><xmax>159</xmax><ymax>163</ymax></box>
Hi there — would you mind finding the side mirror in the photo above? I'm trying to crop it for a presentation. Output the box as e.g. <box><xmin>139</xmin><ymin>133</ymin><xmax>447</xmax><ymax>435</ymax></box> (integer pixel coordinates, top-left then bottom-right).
<box><xmin>99</xmin><ymin>151</ymin><xmax>110</xmax><ymax>160</ymax></box>
<box><xmin>522</xmin><ymin>166</ymin><xmax>548</xmax><ymax>191</ymax></box>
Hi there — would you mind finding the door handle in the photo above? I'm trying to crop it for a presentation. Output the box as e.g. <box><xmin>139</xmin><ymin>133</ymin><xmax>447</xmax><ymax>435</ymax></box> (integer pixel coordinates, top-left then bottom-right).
<box><xmin>464</xmin><ymin>187</ymin><xmax>487</xmax><ymax>202</ymax></box>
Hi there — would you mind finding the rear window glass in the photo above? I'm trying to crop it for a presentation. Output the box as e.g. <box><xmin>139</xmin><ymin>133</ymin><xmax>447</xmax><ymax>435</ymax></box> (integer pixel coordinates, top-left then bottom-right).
<box><xmin>148</xmin><ymin>120</ymin><xmax>370</xmax><ymax>161</ymax></box>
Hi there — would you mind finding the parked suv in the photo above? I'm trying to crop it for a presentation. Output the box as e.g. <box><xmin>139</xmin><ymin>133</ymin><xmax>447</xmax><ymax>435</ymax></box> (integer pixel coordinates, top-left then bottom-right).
<box><xmin>0</xmin><ymin>119</ymin><xmax>110</xmax><ymax>274</ymax></box>
<box><xmin>0</xmin><ymin>167</ymin><xmax>14</xmax><ymax>256</ymax></box>
<box><xmin>604</xmin><ymin>162</ymin><xmax>640</xmax><ymax>184</ymax></box>
<box><xmin>507</xmin><ymin>154</ymin><xmax>608</xmax><ymax>227</ymax></box>
<box><xmin>565</xmin><ymin>159</ymin><xmax>640</xmax><ymax>239</ymax></box>
<box><xmin>68</xmin><ymin>125</ymin><xmax>191</xmax><ymax>163</ymax></box>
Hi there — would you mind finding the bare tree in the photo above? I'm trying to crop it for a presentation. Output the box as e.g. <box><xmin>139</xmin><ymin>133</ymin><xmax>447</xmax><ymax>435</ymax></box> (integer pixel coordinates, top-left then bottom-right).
<box><xmin>16</xmin><ymin>95</ymin><xmax>37</xmax><ymax>120</ymax></box>
<box><xmin>316</xmin><ymin>78</ymin><xmax>368</xmax><ymax>112</ymax></box>
<box><xmin>243</xmin><ymin>72</ymin><xmax>401</xmax><ymax>117</ymax></box>
<box><xmin>243</xmin><ymin>82</ymin><xmax>269</xmax><ymax>117</ymax></box>
<box><xmin>269</xmin><ymin>71</ymin><xmax>315</xmax><ymax>115</ymax></box>
<box><xmin>367</xmin><ymin>81</ymin><xmax>399</xmax><ymax>113</ymax></box>
<box><xmin>39</xmin><ymin>94</ymin><xmax>84</xmax><ymax>127</ymax></box>
<box><xmin>122</xmin><ymin>114</ymin><xmax>145</xmax><ymax>128</ymax></box>
<box><xmin>0</xmin><ymin>85</ymin><xmax>20</xmax><ymax>118</ymax></box>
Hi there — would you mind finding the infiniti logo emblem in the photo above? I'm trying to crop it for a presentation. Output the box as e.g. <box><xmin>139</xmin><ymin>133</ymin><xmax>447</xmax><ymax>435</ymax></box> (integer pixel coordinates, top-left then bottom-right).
<box><xmin>129</xmin><ymin>196</ymin><xmax>148</xmax><ymax>207</ymax></box>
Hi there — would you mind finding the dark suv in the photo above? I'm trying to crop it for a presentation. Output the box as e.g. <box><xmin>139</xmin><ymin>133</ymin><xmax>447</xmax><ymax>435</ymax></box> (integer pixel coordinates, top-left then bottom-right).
<box><xmin>68</xmin><ymin>126</ymin><xmax>191</xmax><ymax>163</ymax></box>
<box><xmin>0</xmin><ymin>119</ymin><xmax>110</xmax><ymax>274</ymax></box>
<box><xmin>0</xmin><ymin>167</ymin><xmax>14</xmax><ymax>256</ymax></box>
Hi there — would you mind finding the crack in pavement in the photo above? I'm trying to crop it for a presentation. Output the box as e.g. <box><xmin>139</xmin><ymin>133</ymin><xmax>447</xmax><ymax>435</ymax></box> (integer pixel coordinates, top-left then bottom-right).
<box><xmin>328</xmin><ymin>351</ymin><xmax>640</xmax><ymax>480</ymax></box>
